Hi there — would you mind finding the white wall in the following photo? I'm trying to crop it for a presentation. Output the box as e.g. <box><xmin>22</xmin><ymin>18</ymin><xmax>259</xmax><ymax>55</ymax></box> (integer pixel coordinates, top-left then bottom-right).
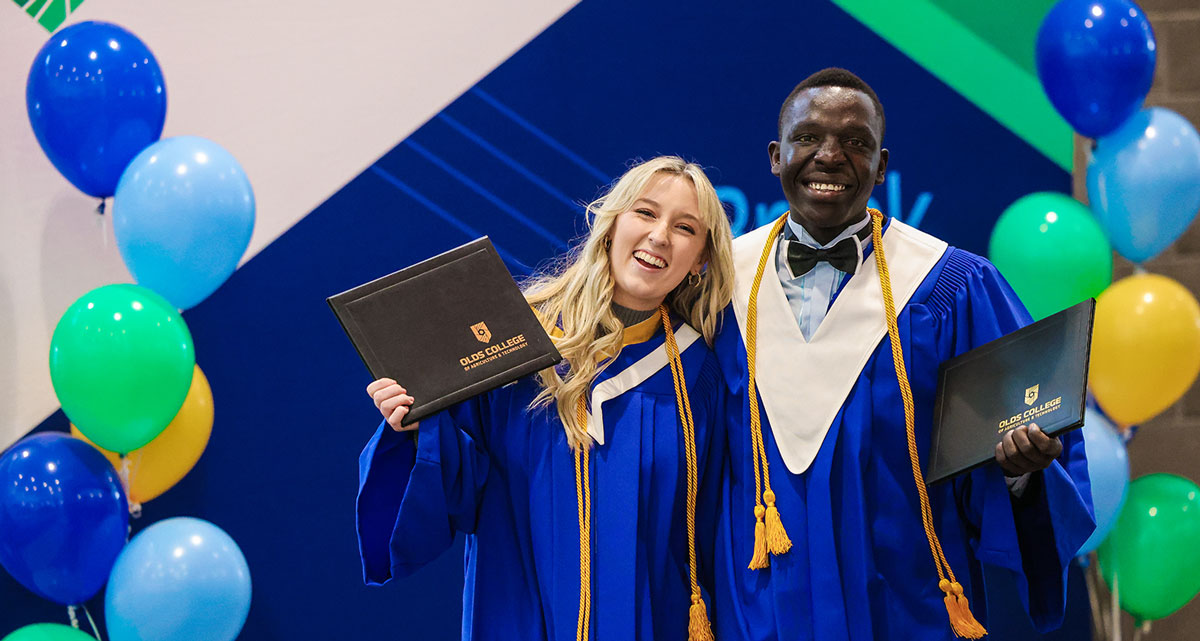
<box><xmin>0</xmin><ymin>0</ymin><xmax>578</xmax><ymax>448</ymax></box>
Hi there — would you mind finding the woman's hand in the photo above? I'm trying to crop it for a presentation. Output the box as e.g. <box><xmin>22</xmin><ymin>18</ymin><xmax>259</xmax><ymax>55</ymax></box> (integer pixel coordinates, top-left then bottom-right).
<box><xmin>367</xmin><ymin>377</ymin><xmax>417</xmax><ymax>432</ymax></box>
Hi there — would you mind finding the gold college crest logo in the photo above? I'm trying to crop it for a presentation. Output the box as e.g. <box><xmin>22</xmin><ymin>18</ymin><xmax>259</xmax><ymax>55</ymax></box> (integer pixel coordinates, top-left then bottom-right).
<box><xmin>1024</xmin><ymin>384</ymin><xmax>1039</xmax><ymax>406</ymax></box>
<box><xmin>999</xmin><ymin>384</ymin><xmax>1062</xmax><ymax>433</ymax></box>
<box><xmin>471</xmin><ymin>322</ymin><xmax>492</xmax><ymax>343</ymax></box>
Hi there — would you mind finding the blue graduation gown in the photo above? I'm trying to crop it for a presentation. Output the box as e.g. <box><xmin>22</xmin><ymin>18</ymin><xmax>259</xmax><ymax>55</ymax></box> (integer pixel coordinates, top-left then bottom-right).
<box><xmin>712</xmin><ymin>246</ymin><xmax>1096</xmax><ymax>641</ymax></box>
<box><xmin>357</xmin><ymin>321</ymin><xmax>724</xmax><ymax>641</ymax></box>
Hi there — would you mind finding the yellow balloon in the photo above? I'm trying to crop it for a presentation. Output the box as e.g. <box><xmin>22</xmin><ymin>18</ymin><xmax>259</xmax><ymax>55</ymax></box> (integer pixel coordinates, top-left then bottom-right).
<box><xmin>1091</xmin><ymin>274</ymin><xmax>1200</xmax><ymax>426</ymax></box>
<box><xmin>71</xmin><ymin>364</ymin><xmax>213</xmax><ymax>504</ymax></box>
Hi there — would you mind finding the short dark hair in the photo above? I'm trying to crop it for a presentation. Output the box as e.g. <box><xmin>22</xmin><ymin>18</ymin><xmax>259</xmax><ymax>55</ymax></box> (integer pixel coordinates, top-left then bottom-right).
<box><xmin>777</xmin><ymin>67</ymin><xmax>886</xmax><ymax>140</ymax></box>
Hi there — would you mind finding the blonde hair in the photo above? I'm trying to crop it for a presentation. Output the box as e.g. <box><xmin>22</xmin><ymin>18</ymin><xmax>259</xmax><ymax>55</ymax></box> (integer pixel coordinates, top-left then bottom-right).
<box><xmin>523</xmin><ymin>156</ymin><xmax>734</xmax><ymax>449</ymax></box>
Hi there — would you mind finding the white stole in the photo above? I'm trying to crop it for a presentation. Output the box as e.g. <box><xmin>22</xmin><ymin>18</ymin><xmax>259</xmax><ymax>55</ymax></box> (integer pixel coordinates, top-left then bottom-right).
<box><xmin>585</xmin><ymin>325</ymin><xmax>701</xmax><ymax>445</ymax></box>
<box><xmin>730</xmin><ymin>218</ymin><xmax>947</xmax><ymax>474</ymax></box>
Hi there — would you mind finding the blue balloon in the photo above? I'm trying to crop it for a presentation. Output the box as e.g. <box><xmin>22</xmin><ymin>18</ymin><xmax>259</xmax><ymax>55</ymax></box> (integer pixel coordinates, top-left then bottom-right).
<box><xmin>0</xmin><ymin>433</ymin><xmax>128</xmax><ymax>604</ymax></box>
<box><xmin>1036</xmin><ymin>0</ymin><xmax>1156</xmax><ymax>138</ymax></box>
<box><xmin>1087</xmin><ymin>107</ymin><xmax>1200</xmax><ymax>263</ymax></box>
<box><xmin>113</xmin><ymin>136</ymin><xmax>256</xmax><ymax>310</ymax></box>
<box><xmin>1077</xmin><ymin>408</ymin><xmax>1131</xmax><ymax>554</ymax></box>
<box><xmin>26</xmin><ymin>21</ymin><xmax>166</xmax><ymax>198</ymax></box>
<box><xmin>106</xmin><ymin>517</ymin><xmax>251</xmax><ymax>641</ymax></box>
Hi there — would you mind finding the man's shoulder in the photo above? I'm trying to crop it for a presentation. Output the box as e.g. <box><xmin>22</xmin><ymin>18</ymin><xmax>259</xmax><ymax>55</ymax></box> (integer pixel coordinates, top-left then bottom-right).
<box><xmin>935</xmin><ymin>245</ymin><xmax>1000</xmax><ymax>282</ymax></box>
<box><xmin>887</xmin><ymin>218</ymin><xmax>949</xmax><ymax>253</ymax></box>
<box><xmin>912</xmin><ymin>244</ymin><xmax>1017</xmax><ymax>323</ymax></box>
<box><xmin>732</xmin><ymin>221</ymin><xmax>779</xmax><ymax>257</ymax></box>
<box><xmin>883</xmin><ymin>219</ymin><xmax>997</xmax><ymax>283</ymax></box>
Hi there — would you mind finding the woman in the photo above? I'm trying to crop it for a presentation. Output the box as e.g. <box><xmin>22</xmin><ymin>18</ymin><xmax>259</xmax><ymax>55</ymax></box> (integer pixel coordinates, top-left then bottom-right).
<box><xmin>357</xmin><ymin>156</ymin><xmax>733</xmax><ymax>641</ymax></box>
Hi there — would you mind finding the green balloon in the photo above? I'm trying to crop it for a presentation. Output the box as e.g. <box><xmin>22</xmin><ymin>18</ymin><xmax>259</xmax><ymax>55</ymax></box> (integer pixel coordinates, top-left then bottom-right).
<box><xmin>49</xmin><ymin>284</ymin><xmax>195</xmax><ymax>454</ymax></box>
<box><xmin>1098</xmin><ymin>473</ymin><xmax>1200</xmax><ymax>622</ymax></box>
<box><xmin>988</xmin><ymin>192</ymin><xmax>1112</xmax><ymax>320</ymax></box>
<box><xmin>2</xmin><ymin>623</ymin><xmax>100</xmax><ymax>641</ymax></box>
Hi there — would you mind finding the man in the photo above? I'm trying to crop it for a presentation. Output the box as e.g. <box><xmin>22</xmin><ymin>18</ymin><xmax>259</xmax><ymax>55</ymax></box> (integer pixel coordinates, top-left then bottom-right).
<box><xmin>710</xmin><ymin>68</ymin><xmax>1094</xmax><ymax>640</ymax></box>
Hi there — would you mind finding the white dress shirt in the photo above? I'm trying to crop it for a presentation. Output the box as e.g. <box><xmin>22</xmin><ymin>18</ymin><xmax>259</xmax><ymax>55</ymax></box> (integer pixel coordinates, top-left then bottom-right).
<box><xmin>774</xmin><ymin>213</ymin><xmax>871</xmax><ymax>341</ymax></box>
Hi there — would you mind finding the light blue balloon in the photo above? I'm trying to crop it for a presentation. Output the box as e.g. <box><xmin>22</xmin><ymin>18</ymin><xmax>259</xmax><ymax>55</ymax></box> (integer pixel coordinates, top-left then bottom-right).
<box><xmin>105</xmin><ymin>517</ymin><xmax>251</xmax><ymax>641</ymax></box>
<box><xmin>1077</xmin><ymin>407</ymin><xmax>1131</xmax><ymax>555</ymax></box>
<box><xmin>113</xmin><ymin>136</ymin><xmax>255</xmax><ymax>310</ymax></box>
<box><xmin>1087</xmin><ymin>107</ymin><xmax>1200</xmax><ymax>264</ymax></box>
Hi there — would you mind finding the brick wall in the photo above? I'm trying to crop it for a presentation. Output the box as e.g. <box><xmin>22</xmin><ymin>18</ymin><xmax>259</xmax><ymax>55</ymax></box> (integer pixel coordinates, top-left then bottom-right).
<box><xmin>1072</xmin><ymin>2</ymin><xmax>1200</xmax><ymax>638</ymax></box>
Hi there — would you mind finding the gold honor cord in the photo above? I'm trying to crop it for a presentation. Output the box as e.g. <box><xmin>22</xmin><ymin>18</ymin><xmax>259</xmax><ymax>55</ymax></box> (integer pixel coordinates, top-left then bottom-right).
<box><xmin>573</xmin><ymin>305</ymin><xmax>713</xmax><ymax>641</ymax></box>
<box><xmin>658</xmin><ymin>306</ymin><xmax>715</xmax><ymax>641</ymax></box>
<box><xmin>574</xmin><ymin>396</ymin><xmax>592</xmax><ymax>641</ymax></box>
<box><xmin>744</xmin><ymin>215</ymin><xmax>794</xmax><ymax>570</ymax></box>
<box><xmin>868</xmin><ymin>210</ymin><xmax>986</xmax><ymax>638</ymax></box>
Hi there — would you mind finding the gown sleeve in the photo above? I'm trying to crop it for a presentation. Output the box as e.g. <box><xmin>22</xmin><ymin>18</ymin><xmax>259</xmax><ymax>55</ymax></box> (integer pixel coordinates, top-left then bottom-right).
<box><xmin>356</xmin><ymin>395</ymin><xmax>492</xmax><ymax>585</ymax></box>
<box><xmin>939</xmin><ymin>250</ymin><xmax>1095</xmax><ymax>631</ymax></box>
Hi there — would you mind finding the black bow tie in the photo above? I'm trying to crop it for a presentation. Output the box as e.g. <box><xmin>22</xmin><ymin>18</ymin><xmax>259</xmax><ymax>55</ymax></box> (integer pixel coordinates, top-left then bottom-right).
<box><xmin>786</xmin><ymin>236</ymin><xmax>860</xmax><ymax>277</ymax></box>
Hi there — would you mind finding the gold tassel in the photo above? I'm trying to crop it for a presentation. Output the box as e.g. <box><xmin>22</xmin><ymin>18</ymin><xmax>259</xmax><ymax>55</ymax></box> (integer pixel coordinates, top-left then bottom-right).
<box><xmin>939</xmin><ymin>580</ymin><xmax>987</xmax><ymax>639</ymax></box>
<box><xmin>688</xmin><ymin>596</ymin><xmax>715</xmax><ymax>641</ymax></box>
<box><xmin>749</xmin><ymin>506</ymin><xmax>769</xmax><ymax>570</ymax></box>
<box><xmin>762</xmin><ymin>490</ymin><xmax>792</xmax><ymax>555</ymax></box>
<box><xmin>955</xmin><ymin>594</ymin><xmax>988</xmax><ymax>639</ymax></box>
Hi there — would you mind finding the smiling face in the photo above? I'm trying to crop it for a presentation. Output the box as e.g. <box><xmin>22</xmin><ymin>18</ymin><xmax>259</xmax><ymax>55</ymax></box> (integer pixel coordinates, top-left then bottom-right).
<box><xmin>607</xmin><ymin>174</ymin><xmax>709</xmax><ymax>311</ymax></box>
<box><xmin>770</xmin><ymin>86</ymin><xmax>889</xmax><ymax>245</ymax></box>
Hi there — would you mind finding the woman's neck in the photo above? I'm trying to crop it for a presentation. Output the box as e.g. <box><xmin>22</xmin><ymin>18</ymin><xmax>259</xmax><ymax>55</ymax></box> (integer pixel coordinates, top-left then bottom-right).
<box><xmin>611</xmin><ymin>301</ymin><xmax>656</xmax><ymax>326</ymax></box>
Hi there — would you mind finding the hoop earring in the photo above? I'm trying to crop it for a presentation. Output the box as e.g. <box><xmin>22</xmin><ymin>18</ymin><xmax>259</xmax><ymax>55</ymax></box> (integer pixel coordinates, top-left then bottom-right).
<box><xmin>687</xmin><ymin>271</ymin><xmax>702</xmax><ymax>288</ymax></box>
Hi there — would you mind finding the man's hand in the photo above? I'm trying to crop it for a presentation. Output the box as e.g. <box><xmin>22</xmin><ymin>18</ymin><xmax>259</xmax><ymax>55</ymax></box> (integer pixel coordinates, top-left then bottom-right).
<box><xmin>995</xmin><ymin>423</ymin><xmax>1062</xmax><ymax>477</ymax></box>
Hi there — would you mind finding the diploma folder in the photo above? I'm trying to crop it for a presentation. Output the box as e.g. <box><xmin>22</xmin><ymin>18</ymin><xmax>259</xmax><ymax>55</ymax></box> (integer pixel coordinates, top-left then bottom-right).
<box><xmin>926</xmin><ymin>299</ymin><xmax>1095</xmax><ymax>485</ymax></box>
<box><xmin>327</xmin><ymin>237</ymin><xmax>561</xmax><ymax>426</ymax></box>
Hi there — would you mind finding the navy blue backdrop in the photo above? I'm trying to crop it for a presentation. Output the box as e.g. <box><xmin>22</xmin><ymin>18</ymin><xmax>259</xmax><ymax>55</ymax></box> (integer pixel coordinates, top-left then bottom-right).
<box><xmin>2</xmin><ymin>1</ymin><xmax>1088</xmax><ymax>639</ymax></box>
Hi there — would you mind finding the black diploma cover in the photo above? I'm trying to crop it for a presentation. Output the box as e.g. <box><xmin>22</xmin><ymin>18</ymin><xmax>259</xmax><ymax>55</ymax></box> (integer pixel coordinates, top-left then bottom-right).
<box><xmin>926</xmin><ymin>299</ymin><xmax>1095</xmax><ymax>485</ymax></box>
<box><xmin>327</xmin><ymin>237</ymin><xmax>562</xmax><ymax>425</ymax></box>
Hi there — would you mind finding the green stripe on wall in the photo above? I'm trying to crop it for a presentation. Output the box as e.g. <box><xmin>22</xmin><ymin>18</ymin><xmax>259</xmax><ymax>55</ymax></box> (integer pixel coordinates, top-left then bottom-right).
<box><xmin>927</xmin><ymin>0</ymin><xmax>1057</xmax><ymax>77</ymax></box>
<box><xmin>830</xmin><ymin>0</ymin><xmax>1073</xmax><ymax>171</ymax></box>
<box><xmin>11</xmin><ymin>0</ymin><xmax>86</xmax><ymax>32</ymax></box>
